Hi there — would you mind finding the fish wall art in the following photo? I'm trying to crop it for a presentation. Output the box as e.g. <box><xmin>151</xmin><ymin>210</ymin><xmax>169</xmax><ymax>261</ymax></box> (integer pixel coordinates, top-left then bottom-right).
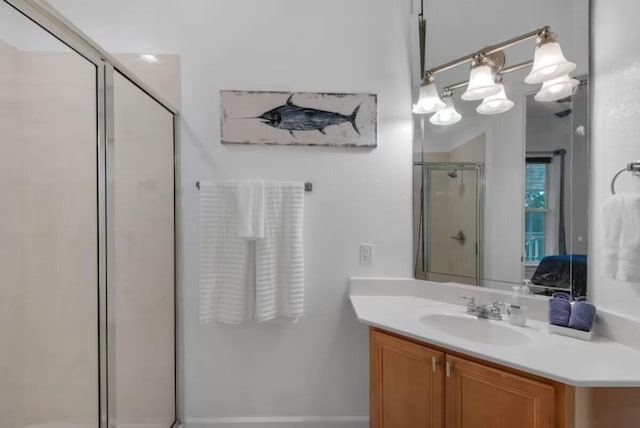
<box><xmin>220</xmin><ymin>90</ymin><xmax>377</xmax><ymax>147</ymax></box>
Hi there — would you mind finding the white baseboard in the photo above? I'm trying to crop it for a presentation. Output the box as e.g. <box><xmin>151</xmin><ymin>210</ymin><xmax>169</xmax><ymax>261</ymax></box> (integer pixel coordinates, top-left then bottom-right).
<box><xmin>25</xmin><ymin>425</ymin><xmax>94</xmax><ymax>428</ymax></box>
<box><xmin>116</xmin><ymin>425</ymin><xmax>169</xmax><ymax>428</ymax></box>
<box><xmin>25</xmin><ymin>425</ymin><xmax>167</xmax><ymax>428</ymax></box>
<box><xmin>185</xmin><ymin>416</ymin><xmax>369</xmax><ymax>428</ymax></box>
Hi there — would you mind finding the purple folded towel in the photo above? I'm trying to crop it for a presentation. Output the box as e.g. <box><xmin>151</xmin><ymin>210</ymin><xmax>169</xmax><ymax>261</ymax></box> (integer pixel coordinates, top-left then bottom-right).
<box><xmin>569</xmin><ymin>296</ymin><xmax>596</xmax><ymax>332</ymax></box>
<box><xmin>548</xmin><ymin>292</ymin><xmax>571</xmax><ymax>327</ymax></box>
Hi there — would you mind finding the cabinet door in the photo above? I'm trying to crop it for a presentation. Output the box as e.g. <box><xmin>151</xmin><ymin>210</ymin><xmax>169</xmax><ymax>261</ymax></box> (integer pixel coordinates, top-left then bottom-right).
<box><xmin>370</xmin><ymin>329</ymin><xmax>445</xmax><ymax>428</ymax></box>
<box><xmin>445</xmin><ymin>355</ymin><xmax>554</xmax><ymax>428</ymax></box>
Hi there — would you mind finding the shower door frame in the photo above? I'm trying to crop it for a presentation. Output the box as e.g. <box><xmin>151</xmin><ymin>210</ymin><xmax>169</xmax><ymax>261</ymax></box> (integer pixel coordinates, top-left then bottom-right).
<box><xmin>419</xmin><ymin>162</ymin><xmax>484</xmax><ymax>286</ymax></box>
<box><xmin>2</xmin><ymin>1</ymin><xmax>182</xmax><ymax>427</ymax></box>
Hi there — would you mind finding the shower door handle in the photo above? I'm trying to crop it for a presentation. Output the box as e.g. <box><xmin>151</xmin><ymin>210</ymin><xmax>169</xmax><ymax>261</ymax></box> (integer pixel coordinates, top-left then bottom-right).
<box><xmin>450</xmin><ymin>230</ymin><xmax>466</xmax><ymax>245</ymax></box>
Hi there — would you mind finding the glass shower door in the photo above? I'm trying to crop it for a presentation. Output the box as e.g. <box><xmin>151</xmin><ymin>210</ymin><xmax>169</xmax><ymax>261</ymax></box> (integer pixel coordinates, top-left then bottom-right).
<box><xmin>1</xmin><ymin>3</ymin><xmax>179</xmax><ymax>427</ymax></box>
<box><xmin>425</xmin><ymin>165</ymin><xmax>482</xmax><ymax>285</ymax></box>
<box><xmin>0</xmin><ymin>2</ymin><xmax>99</xmax><ymax>426</ymax></box>
<box><xmin>108</xmin><ymin>69</ymin><xmax>176</xmax><ymax>428</ymax></box>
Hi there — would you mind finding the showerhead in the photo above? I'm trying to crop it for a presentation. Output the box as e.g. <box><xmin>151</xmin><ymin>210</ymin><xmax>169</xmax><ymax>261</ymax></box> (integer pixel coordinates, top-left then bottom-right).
<box><xmin>448</xmin><ymin>170</ymin><xmax>458</xmax><ymax>178</ymax></box>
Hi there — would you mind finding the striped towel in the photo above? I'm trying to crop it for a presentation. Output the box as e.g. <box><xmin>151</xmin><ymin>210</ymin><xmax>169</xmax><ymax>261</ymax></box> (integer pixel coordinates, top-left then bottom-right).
<box><xmin>199</xmin><ymin>180</ymin><xmax>305</xmax><ymax>324</ymax></box>
<box><xmin>255</xmin><ymin>182</ymin><xmax>305</xmax><ymax>322</ymax></box>
<box><xmin>199</xmin><ymin>181</ymin><xmax>251</xmax><ymax>324</ymax></box>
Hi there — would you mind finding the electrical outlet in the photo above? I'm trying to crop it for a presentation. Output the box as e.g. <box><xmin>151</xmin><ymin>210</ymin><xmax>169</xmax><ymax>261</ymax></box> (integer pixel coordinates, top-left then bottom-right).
<box><xmin>360</xmin><ymin>243</ymin><xmax>373</xmax><ymax>266</ymax></box>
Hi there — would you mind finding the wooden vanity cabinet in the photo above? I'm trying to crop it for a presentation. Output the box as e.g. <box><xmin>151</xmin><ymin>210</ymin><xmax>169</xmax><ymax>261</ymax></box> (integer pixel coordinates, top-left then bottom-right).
<box><xmin>445</xmin><ymin>354</ymin><xmax>554</xmax><ymax>428</ymax></box>
<box><xmin>370</xmin><ymin>328</ymin><xmax>573</xmax><ymax>428</ymax></box>
<box><xmin>370</xmin><ymin>328</ymin><xmax>444</xmax><ymax>428</ymax></box>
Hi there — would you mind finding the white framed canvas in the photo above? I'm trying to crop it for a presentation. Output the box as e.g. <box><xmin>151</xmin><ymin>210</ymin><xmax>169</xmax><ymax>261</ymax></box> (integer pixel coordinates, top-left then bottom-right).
<box><xmin>220</xmin><ymin>90</ymin><xmax>377</xmax><ymax>147</ymax></box>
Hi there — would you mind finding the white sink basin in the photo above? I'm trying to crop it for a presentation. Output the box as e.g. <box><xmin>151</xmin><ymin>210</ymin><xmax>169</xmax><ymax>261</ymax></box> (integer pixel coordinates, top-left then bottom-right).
<box><xmin>420</xmin><ymin>312</ymin><xmax>533</xmax><ymax>346</ymax></box>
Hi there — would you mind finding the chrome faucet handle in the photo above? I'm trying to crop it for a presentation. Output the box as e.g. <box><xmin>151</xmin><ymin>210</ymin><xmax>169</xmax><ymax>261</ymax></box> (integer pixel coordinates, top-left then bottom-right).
<box><xmin>460</xmin><ymin>296</ymin><xmax>480</xmax><ymax>316</ymax></box>
<box><xmin>489</xmin><ymin>301</ymin><xmax>504</xmax><ymax>320</ymax></box>
<box><xmin>460</xmin><ymin>295</ymin><xmax>476</xmax><ymax>304</ymax></box>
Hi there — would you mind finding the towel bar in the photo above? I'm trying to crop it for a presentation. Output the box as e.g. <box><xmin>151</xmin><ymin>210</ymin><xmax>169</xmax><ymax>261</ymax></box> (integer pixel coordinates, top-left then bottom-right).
<box><xmin>195</xmin><ymin>181</ymin><xmax>312</xmax><ymax>192</ymax></box>
<box><xmin>610</xmin><ymin>160</ymin><xmax>640</xmax><ymax>194</ymax></box>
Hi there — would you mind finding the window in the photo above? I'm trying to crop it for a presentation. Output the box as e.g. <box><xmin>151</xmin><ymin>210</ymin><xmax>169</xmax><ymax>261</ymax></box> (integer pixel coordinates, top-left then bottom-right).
<box><xmin>524</xmin><ymin>161</ymin><xmax>548</xmax><ymax>264</ymax></box>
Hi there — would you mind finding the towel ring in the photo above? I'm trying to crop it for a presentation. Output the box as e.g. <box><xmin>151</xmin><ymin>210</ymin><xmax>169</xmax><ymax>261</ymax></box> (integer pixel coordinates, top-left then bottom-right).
<box><xmin>611</xmin><ymin>160</ymin><xmax>640</xmax><ymax>194</ymax></box>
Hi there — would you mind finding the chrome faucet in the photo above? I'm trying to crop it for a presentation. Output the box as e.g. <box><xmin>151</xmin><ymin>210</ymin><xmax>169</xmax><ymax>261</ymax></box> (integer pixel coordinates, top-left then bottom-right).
<box><xmin>460</xmin><ymin>296</ymin><xmax>503</xmax><ymax>320</ymax></box>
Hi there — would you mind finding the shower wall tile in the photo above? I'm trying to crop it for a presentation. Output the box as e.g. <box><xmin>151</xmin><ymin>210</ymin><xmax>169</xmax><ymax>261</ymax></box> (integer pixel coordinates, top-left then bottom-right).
<box><xmin>20</xmin><ymin>50</ymin><xmax>98</xmax><ymax>427</ymax></box>
<box><xmin>0</xmin><ymin>39</ymin><xmax>27</xmax><ymax>428</ymax></box>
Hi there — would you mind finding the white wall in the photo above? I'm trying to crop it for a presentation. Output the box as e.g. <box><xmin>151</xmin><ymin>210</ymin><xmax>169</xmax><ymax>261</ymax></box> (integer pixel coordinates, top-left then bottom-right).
<box><xmin>47</xmin><ymin>0</ymin><xmax>414</xmax><ymax>426</ymax></box>
<box><xmin>592</xmin><ymin>0</ymin><xmax>640</xmax><ymax>320</ymax></box>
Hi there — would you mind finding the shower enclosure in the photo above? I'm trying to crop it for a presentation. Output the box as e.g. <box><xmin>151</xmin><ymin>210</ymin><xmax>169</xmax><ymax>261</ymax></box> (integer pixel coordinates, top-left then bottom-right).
<box><xmin>0</xmin><ymin>1</ymin><xmax>178</xmax><ymax>427</ymax></box>
<box><xmin>414</xmin><ymin>163</ymin><xmax>484</xmax><ymax>285</ymax></box>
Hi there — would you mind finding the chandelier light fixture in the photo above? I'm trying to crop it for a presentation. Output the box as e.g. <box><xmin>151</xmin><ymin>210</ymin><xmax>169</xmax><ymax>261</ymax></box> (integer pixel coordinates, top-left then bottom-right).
<box><xmin>414</xmin><ymin>25</ymin><xmax>579</xmax><ymax>126</ymax></box>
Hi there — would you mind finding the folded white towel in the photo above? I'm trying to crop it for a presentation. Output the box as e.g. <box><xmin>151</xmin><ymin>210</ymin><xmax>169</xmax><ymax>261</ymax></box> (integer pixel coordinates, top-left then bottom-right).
<box><xmin>199</xmin><ymin>181</ymin><xmax>251</xmax><ymax>324</ymax></box>
<box><xmin>602</xmin><ymin>194</ymin><xmax>640</xmax><ymax>283</ymax></box>
<box><xmin>255</xmin><ymin>182</ymin><xmax>305</xmax><ymax>322</ymax></box>
<box><xmin>237</xmin><ymin>180</ymin><xmax>265</xmax><ymax>239</ymax></box>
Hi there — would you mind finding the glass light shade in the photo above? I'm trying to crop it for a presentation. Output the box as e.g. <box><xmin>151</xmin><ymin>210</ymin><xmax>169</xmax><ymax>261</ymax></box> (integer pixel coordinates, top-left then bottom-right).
<box><xmin>534</xmin><ymin>74</ymin><xmax>579</xmax><ymax>102</ymax></box>
<box><xmin>429</xmin><ymin>96</ymin><xmax>461</xmax><ymax>126</ymax></box>
<box><xmin>461</xmin><ymin>65</ymin><xmax>501</xmax><ymax>101</ymax></box>
<box><xmin>525</xmin><ymin>41</ymin><xmax>576</xmax><ymax>84</ymax></box>
<box><xmin>412</xmin><ymin>104</ymin><xmax>426</xmax><ymax>114</ymax></box>
<box><xmin>416</xmin><ymin>82</ymin><xmax>446</xmax><ymax>113</ymax></box>
<box><xmin>476</xmin><ymin>84</ymin><xmax>514</xmax><ymax>115</ymax></box>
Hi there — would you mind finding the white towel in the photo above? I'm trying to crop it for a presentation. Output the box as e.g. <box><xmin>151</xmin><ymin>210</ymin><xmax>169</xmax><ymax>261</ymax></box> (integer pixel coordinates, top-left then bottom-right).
<box><xmin>237</xmin><ymin>180</ymin><xmax>265</xmax><ymax>239</ymax></box>
<box><xmin>199</xmin><ymin>181</ymin><xmax>251</xmax><ymax>324</ymax></box>
<box><xmin>255</xmin><ymin>182</ymin><xmax>305</xmax><ymax>322</ymax></box>
<box><xmin>602</xmin><ymin>194</ymin><xmax>640</xmax><ymax>282</ymax></box>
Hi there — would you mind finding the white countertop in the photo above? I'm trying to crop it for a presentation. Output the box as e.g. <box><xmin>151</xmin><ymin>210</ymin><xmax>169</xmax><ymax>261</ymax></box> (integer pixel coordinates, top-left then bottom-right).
<box><xmin>350</xmin><ymin>281</ymin><xmax>640</xmax><ymax>387</ymax></box>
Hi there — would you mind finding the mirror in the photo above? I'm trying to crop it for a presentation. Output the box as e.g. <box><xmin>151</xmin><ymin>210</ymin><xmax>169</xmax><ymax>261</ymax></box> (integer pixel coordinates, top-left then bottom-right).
<box><xmin>412</xmin><ymin>0</ymin><xmax>589</xmax><ymax>298</ymax></box>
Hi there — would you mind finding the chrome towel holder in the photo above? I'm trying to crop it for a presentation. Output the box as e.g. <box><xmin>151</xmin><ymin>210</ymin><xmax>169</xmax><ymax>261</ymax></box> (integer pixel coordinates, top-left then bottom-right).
<box><xmin>611</xmin><ymin>160</ymin><xmax>640</xmax><ymax>194</ymax></box>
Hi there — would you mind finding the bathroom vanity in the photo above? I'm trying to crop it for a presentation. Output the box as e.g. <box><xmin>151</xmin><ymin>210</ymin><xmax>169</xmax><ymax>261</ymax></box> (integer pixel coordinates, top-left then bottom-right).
<box><xmin>371</xmin><ymin>328</ymin><xmax>570</xmax><ymax>428</ymax></box>
<box><xmin>351</xmin><ymin>278</ymin><xmax>640</xmax><ymax>428</ymax></box>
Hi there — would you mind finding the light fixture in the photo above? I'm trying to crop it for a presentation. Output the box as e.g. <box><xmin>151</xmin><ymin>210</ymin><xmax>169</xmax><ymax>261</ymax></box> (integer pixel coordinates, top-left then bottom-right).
<box><xmin>534</xmin><ymin>74</ymin><xmax>579</xmax><ymax>102</ymax></box>
<box><xmin>461</xmin><ymin>53</ymin><xmax>503</xmax><ymax>101</ymax></box>
<box><xmin>476</xmin><ymin>81</ymin><xmax>514</xmax><ymax>115</ymax></box>
<box><xmin>413</xmin><ymin>26</ymin><xmax>578</xmax><ymax>123</ymax></box>
<box><xmin>429</xmin><ymin>92</ymin><xmax>461</xmax><ymax>126</ymax></box>
<box><xmin>414</xmin><ymin>74</ymin><xmax>446</xmax><ymax>114</ymax></box>
<box><xmin>525</xmin><ymin>30</ymin><xmax>575</xmax><ymax>84</ymax></box>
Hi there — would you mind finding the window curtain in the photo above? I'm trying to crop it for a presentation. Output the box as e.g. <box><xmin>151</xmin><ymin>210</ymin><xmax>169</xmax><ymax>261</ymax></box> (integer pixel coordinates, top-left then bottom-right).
<box><xmin>546</xmin><ymin>156</ymin><xmax>560</xmax><ymax>255</ymax></box>
<box><xmin>555</xmin><ymin>149</ymin><xmax>567</xmax><ymax>254</ymax></box>
<box><xmin>546</xmin><ymin>150</ymin><xmax>567</xmax><ymax>256</ymax></box>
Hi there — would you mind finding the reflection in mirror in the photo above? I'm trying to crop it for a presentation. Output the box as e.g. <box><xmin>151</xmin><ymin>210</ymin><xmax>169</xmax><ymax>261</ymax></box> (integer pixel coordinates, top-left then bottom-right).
<box><xmin>412</xmin><ymin>0</ymin><xmax>589</xmax><ymax>298</ymax></box>
<box><xmin>525</xmin><ymin>80</ymin><xmax>589</xmax><ymax>298</ymax></box>
<box><xmin>414</xmin><ymin>137</ymin><xmax>485</xmax><ymax>285</ymax></box>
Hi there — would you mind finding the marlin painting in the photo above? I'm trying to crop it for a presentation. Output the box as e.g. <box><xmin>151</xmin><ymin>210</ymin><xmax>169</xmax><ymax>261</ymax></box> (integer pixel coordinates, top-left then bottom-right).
<box><xmin>220</xmin><ymin>90</ymin><xmax>377</xmax><ymax>147</ymax></box>
<box><xmin>257</xmin><ymin>94</ymin><xmax>361</xmax><ymax>137</ymax></box>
